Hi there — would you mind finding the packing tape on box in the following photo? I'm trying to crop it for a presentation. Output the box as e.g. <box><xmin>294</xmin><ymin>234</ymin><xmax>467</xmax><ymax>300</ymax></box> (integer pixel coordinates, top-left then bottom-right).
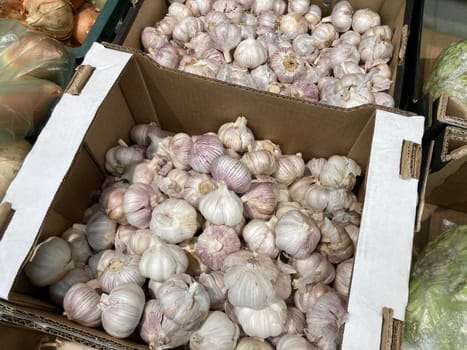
<box><xmin>400</xmin><ymin>140</ymin><xmax>422</xmax><ymax>179</ymax></box>
<box><xmin>65</xmin><ymin>65</ymin><xmax>96</xmax><ymax>96</ymax></box>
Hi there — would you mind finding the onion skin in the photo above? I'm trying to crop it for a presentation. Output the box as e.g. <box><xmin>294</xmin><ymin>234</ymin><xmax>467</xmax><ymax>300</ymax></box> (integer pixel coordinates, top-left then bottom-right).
<box><xmin>73</xmin><ymin>4</ymin><xmax>99</xmax><ymax>44</ymax></box>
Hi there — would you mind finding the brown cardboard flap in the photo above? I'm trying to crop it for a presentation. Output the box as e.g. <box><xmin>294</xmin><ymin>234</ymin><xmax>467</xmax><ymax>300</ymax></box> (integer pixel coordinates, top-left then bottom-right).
<box><xmin>400</xmin><ymin>140</ymin><xmax>422</xmax><ymax>179</ymax></box>
<box><xmin>436</xmin><ymin>95</ymin><xmax>467</xmax><ymax>129</ymax></box>
<box><xmin>380</xmin><ymin>307</ymin><xmax>404</xmax><ymax>350</ymax></box>
<box><xmin>65</xmin><ymin>65</ymin><xmax>96</xmax><ymax>96</ymax></box>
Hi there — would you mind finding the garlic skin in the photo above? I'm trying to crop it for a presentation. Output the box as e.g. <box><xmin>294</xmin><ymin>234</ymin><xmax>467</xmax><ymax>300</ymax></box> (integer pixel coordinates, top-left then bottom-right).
<box><xmin>61</xmin><ymin>224</ymin><xmax>92</xmax><ymax>265</ymax></box>
<box><xmin>242</xmin><ymin>217</ymin><xmax>279</xmax><ymax>258</ymax></box>
<box><xmin>140</xmin><ymin>299</ymin><xmax>191</xmax><ymax>350</ymax></box>
<box><xmin>294</xmin><ymin>282</ymin><xmax>333</xmax><ymax>313</ymax></box>
<box><xmin>105</xmin><ymin>144</ymin><xmax>144</xmax><ymax>176</ymax></box>
<box><xmin>190</xmin><ymin>311</ymin><xmax>240</xmax><ymax>350</ymax></box>
<box><xmin>319</xmin><ymin>155</ymin><xmax>361</xmax><ymax>190</ymax></box>
<box><xmin>251</xmin><ymin>64</ymin><xmax>278</xmax><ymax>91</ymax></box>
<box><xmin>130</xmin><ymin>123</ymin><xmax>172</xmax><ymax>147</ymax></box>
<box><xmin>157</xmin><ymin>273</ymin><xmax>210</xmax><ymax>330</ymax></box>
<box><xmin>240</xmin><ymin>149</ymin><xmax>277</xmax><ymax>176</ymax></box>
<box><xmin>148</xmin><ymin>44</ymin><xmax>181</xmax><ymax>69</ymax></box>
<box><xmin>126</xmin><ymin>229</ymin><xmax>154</xmax><ymax>256</ymax></box>
<box><xmin>293</xmin><ymin>252</ymin><xmax>336</xmax><ymax>289</ymax></box>
<box><xmin>25</xmin><ymin>236</ymin><xmax>74</xmax><ymax>287</ymax></box>
<box><xmin>99</xmin><ymin>255</ymin><xmax>146</xmax><ymax>293</ymax></box>
<box><xmin>99</xmin><ymin>283</ymin><xmax>146</xmax><ymax>339</ymax></box>
<box><xmin>150</xmin><ymin>198</ymin><xmax>199</xmax><ymax>244</ymax></box>
<box><xmin>319</xmin><ymin>218</ymin><xmax>354</xmax><ymax>264</ymax></box>
<box><xmin>123</xmin><ymin>183</ymin><xmax>164</xmax><ymax>229</ymax></box>
<box><xmin>287</xmin><ymin>0</ymin><xmax>310</xmax><ymax>16</ymax></box>
<box><xmin>186</xmin><ymin>0</ymin><xmax>212</xmax><ymax>16</ymax></box>
<box><xmin>88</xmin><ymin>249</ymin><xmax>116</xmax><ymax>279</ymax></box>
<box><xmin>139</xmin><ymin>236</ymin><xmax>188</xmax><ymax>282</ymax></box>
<box><xmin>304</xmin><ymin>4</ymin><xmax>321</xmax><ymax>29</ymax></box>
<box><xmin>305</xmin><ymin>292</ymin><xmax>347</xmax><ymax>349</ymax></box>
<box><xmin>326</xmin><ymin>0</ymin><xmax>353</xmax><ymax>32</ymax></box>
<box><xmin>199</xmin><ymin>182</ymin><xmax>244</xmax><ymax>226</ymax></box>
<box><xmin>279</xmin><ymin>13</ymin><xmax>308</xmax><ymax>40</ymax></box>
<box><xmin>63</xmin><ymin>283</ymin><xmax>102</xmax><ymax>327</ymax></box>
<box><xmin>352</xmin><ymin>8</ymin><xmax>381</xmax><ymax>33</ymax></box>
<box><xmin>217</xmin><ymin>116</ymin><xmax>255</xmax><ymax>153</ymax></box>
<box><xmin>189</xmin><ymin>134</ymin><xmax>225</xmax><ymax>173</ymax></box>
<box><xmin>210</xmin><ymin>155</ymin><xmax>252</xmax><ymax>194</ymax></box>
<box><xmin>168</xmin><ymin>2</ymin><xmax>193</xmax><ymax>20</ymax></box>
<box><xmin>234</xmin><ymin>297</ymin><xmax>287</xmax><ymax>338</ymax></box>
<box><xmin>251</xmin><ymin>0</ymin><xmax>274</xmax><ymax>15</ymax></box>
<box><xmin>157</xmin><ymin>133</ymin><xmax>194</xmax><ymax>170</ymax></box>
<box><xmin>242</xmin><ymin>182</ymin><xmax>278</xmax><ymax>220</ymax></box>
<box><xmin>213</xmin><ymin>0</ymin><xmax>244</xmax><ymax>24</ymax></box>
<box><xmin>198</xmin><ymin>271</ymin><xmax>227</xmax><ymax>310</ymax></box>
<box><xmin>275</xmin><ymin>209</ymin><xmax>320</xmax><ymax>259</ymax></box>
<box><xmin>85</xmin><ymin>211</ymin><xmax>117</xmax><ymax>251</ymax></box>
<box><xmin>49</xmin><ymin>267</ymin><xmax>91</xmax><ymax>305</ymax></box>
<box><xmin>274</xmin><ymin>153</ymin><xmax>305</xmax><ymax>185</ymax></box>
<box><xmin>277</xmin><ymin>334</ymin><xmax>314</xmax><ymax>350</ymax></box>
<box><xmin>334</xmin><ymin>257</ymin><xmax>353</xmax><ymax>299</ymax></box>
<box><xmin>270</xmin><ymin>48</ymin><xmax>305</xmax><ymax>83</ymax></box>
<box><xmin>311</xmin><ymin>23</ymin><xmax>338</xmax><ymax>49</ymax></box>
<box><xmin>236</xmin><ymin>338</ymin><xmax>273</xmax><ymax>350</ymax></box>
<box><xmin>234</xmin><ymin>38</ymin><xmax>268</xmax><ymax>69</ymax></box>
<box><xmin>173</xmin><ymin>16</ymin><xmax>204</xmax><ymax>44</ymax></box>
<box><xmin>223</xmin><ymin>250</ymin><xmax>279</xmax><ymax>309</ymax></box>
<box><xmin>141</xmin><ymin>27</ymin><xmax>169</xmax><ymax>52</ymax></box>
<box><xmin>209</xmin><ymin>23</ymin><xmax>242</xmax><ymax>63</ymax></box>
<box><xmin>183</xmin><ymin>170</ymin><xmax>218</xmax><ymax>208</ymax></box>
<box><xmin>196</xmin><ymin>225</ymin><xmax>241</xmax><ymax>271</ymax></box>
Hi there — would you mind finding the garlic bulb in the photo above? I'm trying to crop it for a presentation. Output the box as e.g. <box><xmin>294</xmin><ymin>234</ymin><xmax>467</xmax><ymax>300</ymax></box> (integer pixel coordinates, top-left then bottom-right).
<box><xmin>139</xmin><ymin>236</ymin><xmax>188</xmax><ymax>281</ymax></box>
<box><xmin>141</xmin><ymin>27</ymin><xmax>169</xmax><ymax>52</ymax></box>
<box><xmin>240</xmin><ymin>149</ymin><xmax>277</xmax><ymax>176</ymax></box>
<box><xmin>209</xmin><ymin>23</ymin><xmax>242</xmax><ymax>62</ymax></box>
<box><xmin>275</xmin><ymin>210</ymin><xmax>320</xmax><ymax>259</ymax></box>
<box><xmin>294</xmin><ymin>282</ymin><xmax>333</xmax><ymax>313</ymax></box>
<box><xmin>198</xmin><ymin>271</ymin><xmax>227</xmax><ymax>310</ymax></box>
<box><xmin>173</xmin><ymin>16</ymin><xmax>204</xmax><ymax>44</ymax></box>
<box><xmin>274</xmin><ymin>153</ymin><xmax>305</xmax><ymax>185</ymax></box>
<box><xmin>99</xmin><ymin>283</ymin><xmax>145</xmax><ymax>338</ymax></box>
<box><xmin>149</xmin><ymin>44</ymin><xmax>181</xmax><ymax>69</ymax></box>
<box><xmin>99</xmin><ymin>255</ymin><xmax>145</xmax><ymax>293</ymax></box>
<box><xmin>223</xmin><ymin>250</ymin><xmax>279</xmax><ymax>309</ymax></box>
<box><xmin>189</xmin><ymin>133</ymin><xmax>225</xmax><ymax>173</ymax></box>
<box><xmin>63</xmin><ymin>283</ymin><xmax>102</xmax><ymax>327</ymax></box>
<box><xmin>114</xmin><ymin>225</ymin><xmax>136</xmax><ymax>254</ymax></box>
<box><xmin>236</xmin><ymin>338</ymin><xmax>273</xmax><ymax>350</ymax></box>
<box><xmin>352</xmin><ymin>8</ymin><xmax>380</xmax><ymax>33</ymax></box>
<box><xmin>242</xmin><ymin>182</ymin><xmax>278</xmax><ymax>220</ymax></box>
<box><xmin>319</xmin><ymin>155</ymin><xmax>361</xmax><ymax>190</ymax></box>
<box><xmin>283</xmin><ymin>306</ymin><xmax>306</xmax><ymax>335</ymax></box>
<box><xmin>374</xmin><ymin>92</ymin><xmax>395</xmax><ymax>107</ymax></box>
<box><xmin>85</xmin><ymin>211</ymin><xmax>117</xmax><ymax>251</ymax></box>
<box><xmin>61</xmin><ymin>224</ymin><xmax>92</xmax><ymax>265</ymax></box>
<box><xmin>325</xmin><ymin>0</ymin><xmax>353</xmax><ymax>32</ymax></box>
<box><xmin>257</xmin><ymin>10</ymin><xmax>278</xmax><ymax>30</ymax></box>
<box><xmin>156</xmin><ymin>15</ymin><xmax>179</xmax><ymax>36</ymax></box>
<box><xmin>359</xmin><ymin>36</ymin><xmax>393</xmax><ymax>68</ymax></box>
<box><xmin>168</xmin><ymin>2</ymin><xmax>192</xmax><ymax>20</ymax></box>
<box><xmin>120</xmin><ymin>160</ymin><xmax>157</xmax><ymax>186</ymax></box>
<box><xmin>251</xmin><ymin>64</ymin><xmax>278</xmax><ymax>91</ymax></box>
<box><xmin>199</xmin><ymin>182</ymin><xmax>244</xmax><ymax>226</ymax></box>
<box><xmin>157</xmin><ymin>273</ymin><xmax>210</xmax><ymax>330</ymax></box>
<box><xmin>286</xmin><ymin>79</ymin><xmax>319</xmax><ymax>101</ymax></box>
<box><xmin>157</xmin><ymin>168</ymin><xmax>190</xmax><ymax>198</ymax></box>
<box><xmin>25</xmin><ymin>236</ymin><xmax>74</xmax><ymax>287</ymax></box>
<box><xmin>204</xmin><ymin>10</ymin><xmax>229</xmax><ymax>31</ymax></box>
<box><xmin>179</xmin><ymin>238</ymin><xmax>211</xmax><ymax>276</ymax></box>
<box><xmin>251</xmin><ymin>0</ymin><xmax>274</xmax><ymax>15</ymax></box>
<box><xmin>196</xmin><ymin>225</ymin><xmax>241</xmax><ymax>271</ymax></box>
<box><xmin>289</xmin><ymin>176</ymin><xmax>316</xmax><ymax>203</ymax></box>
<box><xmin>333</xmin><ymin>61</ymin><xmax>364</xmax><ymax>79</ymax></box>
<box><xmin>210</xmin><ymin>155</ymin><xmax>252</xmax><ymax>193</ymax></box>
<box><xmin>279</xmin><ymin>13</ymin><xmax>308</xmax><ymax>40</ymax></box>
<box><xmin>275</xmin><ymin>201</ymin><xmax>302</xmax><ymax>218</ymax></box>
<box><xmin>287</xmin><ymin>0</ymin><xmax>310</xmax><ymax>16</ymax></box>
<box><xmin>242</xmin><ymin>217</ymin><xmax>279</xmax><ymax>257</ymax></box>
<box><xmin>213</xmin><ymin>0</ymin><xmax>244</xmax><ymax>24</ymax></box>
<box><xmin>270</xmin><ymin>48</ymin><xmax>305</xmax><ymax>83</ymax></box>
<box><xmin>150</xmin><ymin>198</ymin><xmax>199</xmax><ymax>243</ymax></box>
<box><xmin>234</xmin><ymin>38</ymin><xmax>267</xmax><ymax>69</ymax></box>
<box><xmin>122</xmin><ymin>183</ymin><xmax>163</xmax><ymax>229</ymax></box>
<box><xmin>304</xmin><ymin>292</ymin><xmax>347</xmax><ymax>349</ymax></box>
<box><xmin>217</xmin><ymin>116</ymin><xmax>255</xmax><ymax>153</ymax></box>
<box><xmin>130</xmin><ymin>123</ymin><xmax>172</xmax><ymax>147</ymax></box>
<box><xmin>125</xmin><ymin>229</ymin><xmax>154</xmax><ymax>256</ymax></box>
<box><xmin>190</xmin><ymin>311</ymin><xmax>240</xmax><ymax>349</ymax></box>
<box><xmin>49</xmin><ymin>267</ymin><xmax>91</xmax><ymax>305</ymax></box>
<box><xmin>99</xmin><ymin>183</ymin><xmax>128</xmax><ymax>224</ymax></box>
<box><xmin>140</xmin><ymin>299</ymin><xmax>191</xmax><ymax>349</ymax></box>
<box><xmin>311</xmin><ymin>23</ymin><xmax>338</xmax><ymax>49</ymax></box>
<box><xmin>277</xmin><ymin>334</ymin><xmax>314</xmax><ymax>349</ymax></box>
<box><xmin>105</xmin><ymin>143</ymin><xmax>144</xmax><ymax>176</ymax></box>
<box><xmin>292</xmin><ymin>34</ymin><xmax>318</xmax><ymax>59</ymax></box>
<box><xmin>182</xmin><ymin>170</ymin><xmax>218</xmax><ymax>208</ymax></box>
<box><xmin>179</xmin><ymin>56</ymin><xmax>220</xmax><ymax>78</ymax></box>
<box><xmin>334</xmin><ymin>257</ymin><xmax>353</xmax><ymax>299</ymax></box>
<box><xmin>333</xmin><ymin>29</ymin><xmax>361</xmax><ymax>46</ymax></box>
<box><xmin>88</xmin><ymin>249</ymin><xmax>116</xmax><ymax>279</ymax></box>
<box><xmin>319</xmin><ymin>218</ymin><xmax>354</xmax><ymax>264</ymax></box>
<box><xmin>185</xmin><ymin>32</ymin><xmax>214</xmax><ymax>58</ymax></box>
<box><xmin>234</xmin><ymin>297</ymin><xmax>287</xmax><ymax>338</ymax></box>
<box><xmin>157</xmin><ymin>133</ymin><xmax>193</xmax><ymax>170</ymax></box>
<box><xmin>293</xmin><ymin>252</ymin><xmax>335</xmax><ymax>289</ymax></box>
<box><xmin>186</xmin><ymin>0</ymin><xmax>212</xmax><ymax>16</ymax></box>
<box><xmin>304</xmin><ymin>4</ymin><xmax>321</xmax><ymax>29</ymax></box>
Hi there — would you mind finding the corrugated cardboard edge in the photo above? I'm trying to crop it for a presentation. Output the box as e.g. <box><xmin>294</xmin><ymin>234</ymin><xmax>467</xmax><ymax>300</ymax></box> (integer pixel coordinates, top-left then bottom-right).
<box><xmin>436</xmin><ymin>94</ymin><xmax>467</xmax><ymax>129</ymax></box>
<box><xmin>398</xmin><ymin>24</ymin><xmax>409</xmax><ymax>64</ymax></box>
<box><xmin>400</xmin><ymin>140</ymin><xmax>422</xmax><ymax>179</ymax></box>
<box><xmin>439</xmin><ymin>126</ymin><xmax>467</xmax><ymax>163</ymax></box>
<box><xmin>65</xmin><ymin>65</ymin><xmax>96</xmax><ymax>96</ymax></box>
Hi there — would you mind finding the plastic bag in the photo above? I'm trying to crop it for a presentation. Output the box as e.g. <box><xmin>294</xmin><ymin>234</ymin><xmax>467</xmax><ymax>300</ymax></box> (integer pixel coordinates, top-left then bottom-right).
<box><xmin>402</xmin><ymin>224</ymin><xmax>467</xmax><ymax>350</ymax></box>
<box><xmin>0</xmin><ymin>19</ymin><xmax>75</xmax><ymax>144</ymax></box>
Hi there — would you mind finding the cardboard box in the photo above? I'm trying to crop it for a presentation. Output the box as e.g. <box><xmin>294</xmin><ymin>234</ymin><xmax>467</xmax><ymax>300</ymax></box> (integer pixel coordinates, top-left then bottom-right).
<box><xmin>0</xmin><ymin>322</ymin><xmax>44</xmax><ymax>349</ymax></box>
<box><xmin>0</xmin><ymin>44</ymin><xmax>424</xmax><ymax>349</ymax></box>
<box><xmin>121</xmin><ymin>0</ymin><xmax>415</xmax><ymax>108</ymax></box>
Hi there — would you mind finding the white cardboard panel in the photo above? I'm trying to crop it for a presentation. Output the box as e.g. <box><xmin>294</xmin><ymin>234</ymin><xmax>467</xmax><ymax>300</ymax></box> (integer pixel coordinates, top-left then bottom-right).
<box><xmin>0</xmin><ymin>44</ymin><xmax>132</xmax><ymax>300</ymax></box>
<box><xmin>342</xmin><ymin>111</ymin><xmax>424</xmax><ymax>350</ymax></box>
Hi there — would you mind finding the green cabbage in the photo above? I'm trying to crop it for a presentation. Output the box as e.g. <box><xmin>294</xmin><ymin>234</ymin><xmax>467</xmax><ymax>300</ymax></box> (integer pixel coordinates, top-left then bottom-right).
<box><xmin>402</xmin><ymin>224</ymin><xmax>467</xmax><ymax>350</ymax></box>
<box><xmin>424</xmin><ymin>40</ymin><xmax>467</xmax><ymax>104</ymax></box>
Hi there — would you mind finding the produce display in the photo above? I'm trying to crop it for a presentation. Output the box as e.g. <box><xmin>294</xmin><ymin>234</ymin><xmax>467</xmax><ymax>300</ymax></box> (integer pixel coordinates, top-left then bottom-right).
<box><xmin>424</xmin><ymin>39</ymin><xmax>467</xmax><ymax>104</ymax></box>
<box><xmin>0</xmin><ymin>0</ymin><xmax>107</xmax><ymax>46</ymax></box>
<box><xmin>403</xmin><ymin>224</ymin><xmax>467</xmax><ymax>350</ymax></box>
<box><xmin>24</xmin><ymin>117</ymin><xmax>363</xmax><ymax>349</ymax></box>
<box><xmin>141</xmin><ymin>0</ymin><xmax>395</xmax><ymax>108</ymax></box>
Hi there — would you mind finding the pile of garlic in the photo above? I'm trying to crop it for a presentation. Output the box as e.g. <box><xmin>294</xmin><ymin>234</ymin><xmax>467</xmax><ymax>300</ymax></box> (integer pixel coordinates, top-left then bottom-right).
<box><xmin>141</xmin><ymin>0</ymin><xmax>395</xmax><ymax>108</ymax></box>
<box><xmin>24</xmin><ymin>116</ymin><xmax>362</xmax><ymax>349</ymax></box>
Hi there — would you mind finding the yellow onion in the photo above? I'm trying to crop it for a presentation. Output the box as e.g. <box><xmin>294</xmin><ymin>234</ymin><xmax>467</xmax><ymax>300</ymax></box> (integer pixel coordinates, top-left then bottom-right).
<box><xmin>0</xmin><ymin>0</ymin><xmax>25</xmax><ymax>19</ymax></box>
<box><xmin>0</xmin><ymin>140</ymin><xmax>31</xmax><ymax>198</ymax></box>
<box><xmin>73</xmin><ymin>4</ymin><xmax>99</xmax><ymax>44</ymax></box>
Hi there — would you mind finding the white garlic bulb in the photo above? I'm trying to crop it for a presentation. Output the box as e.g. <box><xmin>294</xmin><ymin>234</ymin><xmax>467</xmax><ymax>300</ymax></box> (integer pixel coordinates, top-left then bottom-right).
<box><xmin>196</xmin><ymin>225</ymin><xmax>241</xmax><ymax>271</ymax></box>
<box><xmin>186</xmin><ymin>0</ymin><xmax>212</xmax><ymax>16</ymax></box>
<box><xmin>236</xmin><ymin>338</ymin><xmax>273</xmax><ymax>350</ymax></box>
<box><xmin>325</xmin><ymin>0</ymin><xmax>353</xmax><ymax>32</ymax></box>
<box><xmin>157</xmin><ymin>168</ymin><xmax>190</xmax><ymax>199</ymax></box>
<box><xmin>190</xmin><ymin>311</ymin><xmax>240</xmax><ymax>350</ymax></box>
<box><xmin>99</xmin><ymin>255</ymin><xmax>146</xmax><ymax>293</ymax></box>
<box><xmin>289</xmin><ymin>176</ymin><xmax>316</xmax><ymax>203</ymax></box>
<box><xmin>242</xmin><ymin>182</ymin><xmax>279</xmax><ymax>220</ymax></box>
<box><xmin>293</xmin><ymin>252</ymin><xmax>335</xmax><ymax>289</ymax></box>
<box><xmin>274</xmin><ymin>153</ymin><xmax>305</xmax><ymax>185</ymax></box>
<box><xmin>334</xmin><ymin>257</ymin><xmax>353</xmax><ymax>299</ymax></box>
<box><xmin>251</xmin><ymin>0</ymin><xmax>274</xmax><ymax>15</ymax></box>
<box><xmin>199</xmin><ymin>181</ymin><xmax>244</xmax><ymax>226</ymax></box>
<box><xmin>304</xmin><ymin>4</ymin><xmax>321</xmax><ymax>29</ymax></box>
<box><xmin>250</xmin><ymin>64</ymin><xmax>278</xmax><ymax>91</ymax></box>
<box><xmin>223</xmin><ymin>250</ymin><xmax>279</xmax><ymax>309</ymax></box>
<box><xmin>61</xmin><ymin>224</ymin><xmax>92</xmax><ymax>265</ymax></box>
<box><xmin>277</xmin><ymin>334</ymin><xmax>314</xmax><ymax>350</ymax></box>
<box><xmin>189</xmin><ymin>133</ymin><xmax>225</xmax><ymax>173</ymax></box>
<box><xmin>279</xmin><ymin>13</ymin><xmax>308</xmax><ymax>40</ymax></box>
<box><xmin>85</xmin><ymin>211</ymin><xmax>117</xmax><ymax>251</ymax></box>
<box><xmin>234</xmin><ymin>297</ymin><xmax>287</xmax><ymax>338</ymax></box>
<box><xmin>24</xmin><ymin>236</ymin><xmax>74</xmax><ymax>287</ymax></box>
<box><xmin>139</xmin><ymin>236</ymin><xmax>188</xmax><ymax>281</ymax></box>
<box><xmin>114</xmin><ymin>225</ymin><xmax>136</xmax><ymax>254</ymax></box>
<box><xmin>352</xmin><ymin>8</ymin><xmax>381</xmax><ymax>33</ymax></box>
<box><xmin>156</xmin><ymin>15</ymin><xmax>179</xmax><ymax>36</ymax></box>
<box><xmin>275</xmin><ymin>209</ymin><xmax>320</xmax><ymax>259</ymax></box>
<box><xmin>242</xmin><ymin>217</ymin><xmax>279</xmax><ymax>257</ymax></box>
<box><xmin>88</xmin><ymin>249</ymin><xmax>116</xmax><ymax>279</ymax></box>
<box><xmin>270</xmin><ymin>48</ymin><xmax>305</xmax><ymax>83</ymax></box>
<box><xmin>123</xmin><ymin>183</ymin><xmax>164</xmax><ymax>229</ymax></box>
<box><xmin>374</xmin><ymin>92</ymin><xmax>395</xmax><ymax>107</ymax></box>
<box><xmin>49</xmin><ymin>267</ymin><xmax>91</xmax><ymax>305</ymax></box>
<box><xmin>304</xmin><ymin>292</ymin><xmax>347</xmax><ymax>349</ymax></box>
<box><xmin>158</xmin><ymin>273</ymin><xmax>210</xmax><ymax>330</ymax></box>
<box><xmin>213</xmin><ymin>0</ymin><xmax>244</xmax><ymax>24</ymax></box>
<box><xmin>275</xmin><ymin>201</ymin><xmax>302</xmax><ymax>218</ymax></box>
<box><xmin>287</xmin><ymin>0</ymin><xmax>310</xmax><ymax>16</ymax></box>
<box><xmin>105</xmin><ymin>144</ymin><xmax>144</xmax><ymax>176</ymax></box>
<box><xmin>63</xmin><ymin>283</ymin><xmax>102</xmax><ymax>327</ymax></box>
<box><xmin>150</xmin><ymin>198</ymin><xmax>199</xmax><ymax>243</ymax></box>
<box><xmin>182</xmin><ymin>170</ymin><xmax>217</xmax><ymax>208</ymax></box>
<box><xmin>168</xmin><ymin>2</ymin><xmax>192</xmax><ymax>20</ymax></box>
<box><xmin>217</xmin><ymin>116</ymin><xmax>255</xmax><ymax>153</ymax></box>
<box><xmin>294</xmin><ymin>282</ymin><xmax>333</xmax><ymax>313</ymax></box>
<box><xmin>210</xmin><ymin>155</ymin><xmax>252</xmax><ymax>194</ymax></box>
<box><xmin>311</xmin><ymin>23</ymin><xmax>338</xmax><ymax>49</ymax></box>
<box><xmin>240</xmin><ymin>149</ymin><xmax>277</xmax><ymax>176</ymax></box>
<box><xmin>157</xmin><ymin>133</ymin><xmax>194</xmax><ymax>170</ymax></box>
<box><xmin>99</xmin><ymin>283</ymin><xmax>146</xmax><ymax>338</ymax></box>
<box><xmin>185</xmin><ymin>32</ymin><xmax>214</xmax><ymax>59</ymax></box>
<box><xmin>204</xmin><ymin>10</ymin><xmax>229</xmax><ymax>31</ymax></box>
<box><xmin>319</xmin><ymin>218</ymin><xmax>354</xmax><ymax>264</ymax></box>
<box><xmin>140</xmin><ymin>299</ymin><xmax>191</xmax><ymax>349</ymax></box>
<box><xmin>173</xmin><ymin>16</ymin><xmax>204</xmax><ymax>44</ymax></box>
<box><xmin>209</xmin><ymin>23</ymin><xmax>242</xmax><ymax>63</ymax></box>
<box><xmin>198</xmin><ymin>271</ymin><xmax>227</xmax><ymax>310</ymax></box>
<box><xmin>234</xmin><ymin>38</ymin><xmax>267</xmax><ymax>69</ymax></box>
<box><xmin>148</xmin><ymin>44</ymin><xmax>181</xmax><ymax>69</ymax></box>
<box><xmin>141</xmin><ymin>26</ymin><xmax>169</xmax><ymax>53</ymax></box>
<box><xmin>319</xmin><ymin>155</ymin><xmax>361</xmax><ymax>190</ymax></box>
<box><xmin>99</xmin><ymin>183</ymin><xmax>128</xmax><ymax>224</ymax></box>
